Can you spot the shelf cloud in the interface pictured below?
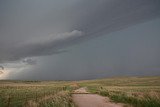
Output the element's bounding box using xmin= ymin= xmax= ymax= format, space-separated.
xmin=0 ymin=0 xmax=160 ymax=80
xmin=0 ymin=0 xmax=160 ymax=63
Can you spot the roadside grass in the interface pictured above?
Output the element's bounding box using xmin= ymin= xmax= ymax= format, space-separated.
xmin=79 ymin=76 xmax=160 ymax=107
xmin=98 ymin=88 xmax=160 ymax=107
xmin=38 ymin=91 xmax=75 ymax=107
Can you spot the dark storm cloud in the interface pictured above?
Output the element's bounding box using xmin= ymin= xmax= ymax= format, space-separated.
xmin=0 ymin=66 xmax=4 ymax=70
xmin=0 ymin=30 xmax=84 ymax=62
xmin=72 ymin=0 xmax=160 ymax=39
xmin=0 ymin=0 xmax=160 ymax=63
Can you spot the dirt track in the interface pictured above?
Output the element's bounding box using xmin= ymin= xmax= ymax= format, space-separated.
xmin=72 ymin=87 xmax=124 ymax=107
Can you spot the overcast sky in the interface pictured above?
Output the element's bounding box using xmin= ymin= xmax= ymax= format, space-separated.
xmin=0 ymin=0 xmax=160 ymax=80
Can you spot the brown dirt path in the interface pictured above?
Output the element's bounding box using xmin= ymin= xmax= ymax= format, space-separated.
xmin=72 ymin=87 xmax=125 ymax=107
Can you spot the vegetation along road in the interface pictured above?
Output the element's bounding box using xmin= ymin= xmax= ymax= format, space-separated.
xmin=72 ymin=87 xmax=125 ymax=107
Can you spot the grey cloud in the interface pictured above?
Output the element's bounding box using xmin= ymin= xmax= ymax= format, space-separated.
xmin=0 ymin=66 xmax=4 ymax=70
xmin=22 ymin=58 xmax=37 ymax=65
xmin=0 ymin=30 xmax=84 ymax=63
xmin=71 ymin=0 xmax=160 ymax=39
xmin=0 ymin=0 xmax=160 ymax=65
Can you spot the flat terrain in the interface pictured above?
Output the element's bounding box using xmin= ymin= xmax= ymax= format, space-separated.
xmin=0 ymin=76 xmax=160 ymax=107
xmin=0 ymin=81 xmax=76 ymax=107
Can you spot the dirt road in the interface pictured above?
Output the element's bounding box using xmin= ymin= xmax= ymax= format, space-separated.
xmin=72 ymin=87 xmax=124 ymax=107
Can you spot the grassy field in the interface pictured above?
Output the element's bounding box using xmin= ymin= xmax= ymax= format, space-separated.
xmin=0 ymin=81 xmax=78 ymax=107
xmin=79 ymin=76 xmax=160 ymax=107
xmin=0 ymin=76 xmax=160 ymax=107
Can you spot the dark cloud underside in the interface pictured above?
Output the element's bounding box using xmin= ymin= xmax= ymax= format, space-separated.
xmin=0 ymin=0 xmax=160 ymax=63
xmin=0 ymin=0 xmax=160 ymax=80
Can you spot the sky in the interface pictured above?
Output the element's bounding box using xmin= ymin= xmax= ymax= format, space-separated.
xmin=0 ymin=0 xmax=160 ymax=80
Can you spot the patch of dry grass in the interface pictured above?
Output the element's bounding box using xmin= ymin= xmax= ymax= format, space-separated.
xmin=79 ymin=76 xmax=160 ymax=107
xmin=0 ymin=81 xmax=77 ymax=107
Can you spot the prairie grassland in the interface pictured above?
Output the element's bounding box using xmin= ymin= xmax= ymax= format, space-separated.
xmin=0 ymin=80 xmax=77 ymax=107
xmin=79 ymin=76 xmax=160 ymax=107
xmin=0 ymin=76 xmax=160 ymax=107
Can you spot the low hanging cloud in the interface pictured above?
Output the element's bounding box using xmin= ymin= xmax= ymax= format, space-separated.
xmin=0 ymin=66 xmax=4 ymax=70
xmin=22 ymin=58 xmax=37 ymax=65
xmin=0 ymin=0 xmax=160 ymax=64
xmin=0 ymin=30 xmax=84 ymax=63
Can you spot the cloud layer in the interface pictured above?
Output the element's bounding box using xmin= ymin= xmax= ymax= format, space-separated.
xmin=0 ymin=0 xmax=160 ymax=63
xmin=0 ymin=30 xmax=84 ymax=63
xmin=0 ymin=0 xmax=160 ymax=80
